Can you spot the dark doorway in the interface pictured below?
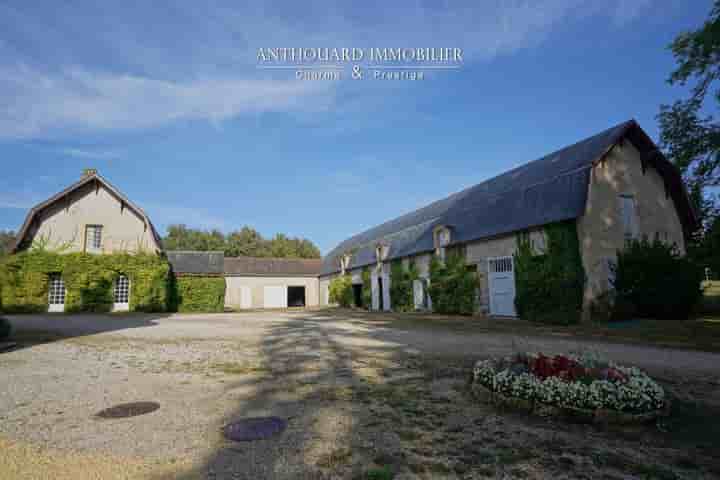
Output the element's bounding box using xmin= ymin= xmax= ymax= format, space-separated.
xmin=352 ymin=284 xmax=363 ymax=307
xmin=287 ymin=286 xmax=306 ymax=307
xmin=378 ymin=276 xmax=384 ymax=311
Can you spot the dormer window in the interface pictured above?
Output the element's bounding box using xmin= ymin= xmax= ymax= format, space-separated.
xmin=85 ymin=225 xmax=103 ymax=253
xmin=433 ymin=225 xmax=452 ymax=260
xmin=340 ymin=254 xmax=351 ymax=274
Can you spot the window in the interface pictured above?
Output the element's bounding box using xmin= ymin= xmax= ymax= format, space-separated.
xmin=438 ymin=229 xmax=450 ymax=247
xmin=114 ymin=275 xmax=130 ymax=305
xmin=85 ymin=225 xmax=103 ymax=252
xmin=48 ymin=274 xmax=65 ymax=306
xmin=619 ymin=195 xmax=637 ymax=243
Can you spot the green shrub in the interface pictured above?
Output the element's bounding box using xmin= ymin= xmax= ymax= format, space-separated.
xmin=514 ymin=221 xmax=585 ymax=325
xmin=429 ymin=253 xmax=478 ymax=315
xmin=0 ymin=317 xmax=11 ymax=339
xmin=329 ymin=275 xmax=354 ymax=307
xmin=362 ymin=267 xmax=372 ymax=309
xmin=613 ymin=237 xmax=702 ymax=319
xmin=169 ymin=276 xmax=226 ymax=313
xmin=390 ymin=260 xmax=417 ymax=312
xmin=0 ymin=250 xmax=170 ymax=313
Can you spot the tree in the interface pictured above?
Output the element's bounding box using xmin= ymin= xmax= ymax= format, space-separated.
xmin=0 ymin=230 xmax=15 ymax=256
xmin=161 ymin=224 xmax=320 ymax=259
xmin=658 ymin=1 xmax=720 ymax=191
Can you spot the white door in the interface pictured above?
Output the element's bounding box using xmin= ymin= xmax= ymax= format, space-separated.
xmin=48 ymin=274 xmax=65 ymax=313
xmin=240 ymin=286 xmax=252 ymax=309
xmin=413 ymin=279 xmax=426 ymax=310
xmin=488 ymin=256 xmax=516 ymax=317
xmin=371 ymin=270 xmax=379 ymax=310
xmin=263 ymin=286 xmax=287 ymax=309
xmin=112 ymin=275 xmax=130 ymax=312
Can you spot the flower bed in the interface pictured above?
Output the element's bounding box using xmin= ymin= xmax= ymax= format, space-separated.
xmin=472 ymin=352 xmax=668 ymax=424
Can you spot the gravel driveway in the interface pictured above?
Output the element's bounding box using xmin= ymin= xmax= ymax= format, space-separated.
xmin=2 ymin=310 xmax=720 ymax=479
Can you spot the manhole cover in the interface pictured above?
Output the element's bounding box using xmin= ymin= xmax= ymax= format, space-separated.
xmin=96 ymin=401 xmax=160 ymax=419
xmin=223 ymin=416 xmax=287 ymax=441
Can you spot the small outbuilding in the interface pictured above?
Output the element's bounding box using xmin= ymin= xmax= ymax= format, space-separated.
xmin=223 ymin=257 xmax=321 ymax=309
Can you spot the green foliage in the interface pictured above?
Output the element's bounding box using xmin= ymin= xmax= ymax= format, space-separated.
xmin=169 ymin=276 xmax=225 ymax=313
xmin=613 ymin=237 xmax=702 ymax=319
xmin=362 ymin=267 xmax=372 ymax=309
xmin=428 ymin=253 xmax=478 ymax=315
xmin=163 ymin=224 xmax=320 ymax=259
xmin=514 ymin=222 xmax=585 ymax=325
xmin=0 ymin=250 xmax=170 ymax=313
xmin=0 ymin=230 xmax=15 ymax=257
xmin=658 ymin=1 xmax=720 ymax=200
xmin=390 ymin=259 xmax=418 ymax=312
xmin=329 ymin=275 xmax=354 ymax=307
xmin=0 ymin=317 xmax=11 ymax=339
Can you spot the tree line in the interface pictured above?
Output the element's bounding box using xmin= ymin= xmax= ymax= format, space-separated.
xmin=162 ymin=224 xmax=321 ymax=258
xmin=658 ymin=1 xmax=720 ymax=277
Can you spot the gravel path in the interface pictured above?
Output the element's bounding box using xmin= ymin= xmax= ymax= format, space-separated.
xmin=2 ymin=311 xmax=720 ymax=479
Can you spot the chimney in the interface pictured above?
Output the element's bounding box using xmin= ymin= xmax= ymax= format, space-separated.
xmin=82 ymin=168 xmax=98 ymax=178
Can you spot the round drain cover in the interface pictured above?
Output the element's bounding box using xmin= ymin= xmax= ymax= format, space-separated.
xmin=223 ymin=416 xmax=287 ymax=441
xmin=96 ymin=401 xmax=160 ymax=419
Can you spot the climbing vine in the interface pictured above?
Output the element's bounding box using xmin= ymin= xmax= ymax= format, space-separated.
xmin=390 ymin=259 xmax=418 ymax=312
xmin=0 ymin=250 xmax=170 ymax=313
xmin=513 ymin=221 xmax=585 ymax=325
xmin=428 ymin=253 xmax=478 ymax=315
xmin=328 ymin=275 xmax=353 ymax=307
xmin=362 ymin=267 xmax=372 ymax=308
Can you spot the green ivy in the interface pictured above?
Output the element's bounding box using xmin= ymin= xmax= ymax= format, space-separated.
xmin=362 ymin=267 xmax=372 ymax=309
xmin=429 ymin=253 xmax=478 ymax=315
xmin=390 ymin=259 xmax=418 ymax=312
xmin=513 ymin=221 xmax=585 ymax=325
xmin=169 ymin=276 xmax=225 ymax=313
xmin=329 ymin=275 xmax=353 ymax=307
xmin=0 ymin=250 xmax=169 ymax=313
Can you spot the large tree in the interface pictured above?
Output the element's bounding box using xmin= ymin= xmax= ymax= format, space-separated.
xmin=162 ymin=224 xmax=321 ymax=259
xmin=658 ymin=1 xmax=720 ymax=200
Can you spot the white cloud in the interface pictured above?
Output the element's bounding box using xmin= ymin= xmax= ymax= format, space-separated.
xmin=0 ymin=66 xmax=334 ymax=139
xmin=0 ymin=0 xmax=660 ymax=139
xmin=58 ymin=147 xmax=121 ymax=160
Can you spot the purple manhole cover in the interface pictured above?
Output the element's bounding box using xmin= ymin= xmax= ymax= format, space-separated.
xmin=223 ymin=416 xmax=287 ymax=441
xmin=96 ymin=401 xmax=160 ymax=419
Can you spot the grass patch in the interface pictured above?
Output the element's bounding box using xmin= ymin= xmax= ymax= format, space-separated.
xmin=364 ymin=466 xmax=393 ymax=480
xmin=211 ymin=362 xmax=265 ymax=375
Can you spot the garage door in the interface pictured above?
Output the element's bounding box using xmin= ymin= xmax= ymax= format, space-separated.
xmin=488 ymin=256 xmax=516 ymax=317
xmin=263 ymin=286 xmax=287 ymax=309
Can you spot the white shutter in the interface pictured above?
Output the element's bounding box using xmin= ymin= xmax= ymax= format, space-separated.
xmin=620 ymin=196 xmax=637 ymax=241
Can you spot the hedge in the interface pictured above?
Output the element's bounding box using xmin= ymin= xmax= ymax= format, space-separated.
xmin=0 ymin=250 xmax=169 ymax=313
xmin=169 ymin=276 xmax=226 ymax=313
xmin=514 ymin=222 xmax=585 ymax=325
xmin=613 ymin=237 xmax=702 ymax=319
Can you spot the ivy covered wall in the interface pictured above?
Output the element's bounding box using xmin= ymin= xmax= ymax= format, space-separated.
xmin=0 ymin=250 xmax=169 ymax=313
xmin=514 ymin=221 xmax=585 ymax=325
xmin=0 ymin=250 xmax=227 ymax=314
xmin=390 ymin=259 xmax=418 ymax=312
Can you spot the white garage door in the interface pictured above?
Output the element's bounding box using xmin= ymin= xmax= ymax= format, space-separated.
xmin=263 ymin=286 xmax=287 ymax=309
xmin=488 ymin=256 xmax=516 ymax=317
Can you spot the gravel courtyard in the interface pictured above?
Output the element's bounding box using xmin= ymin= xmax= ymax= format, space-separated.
xmin=2 ymin=310 xmax=720 ymax=479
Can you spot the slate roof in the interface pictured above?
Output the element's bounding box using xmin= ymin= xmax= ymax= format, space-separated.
xmin=167 ymin=251 xmax=225 ymax=275
xmin=321 ymin=120 xmax=697 ymax=276
xmin=224 ymin=256 xmax=322 ymax=276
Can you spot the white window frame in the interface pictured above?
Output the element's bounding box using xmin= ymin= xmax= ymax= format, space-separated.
xmin=48 ymin=274 xmax=65 ymax=313
xmin=85 ymin=224 xmax=103 ymax=253
xmin=113 ymin=274 xmax=130 ymax=311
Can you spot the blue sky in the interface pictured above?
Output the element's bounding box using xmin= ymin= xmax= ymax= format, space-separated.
xmin=0 ymin=1 xmax=712 ymax=254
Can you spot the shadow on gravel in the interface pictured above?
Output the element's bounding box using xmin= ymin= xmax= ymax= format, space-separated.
xmin=1 ymin=313 xmax=169 ymax=353
xmin=165 ymin=312 xmax=414 ymax=480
